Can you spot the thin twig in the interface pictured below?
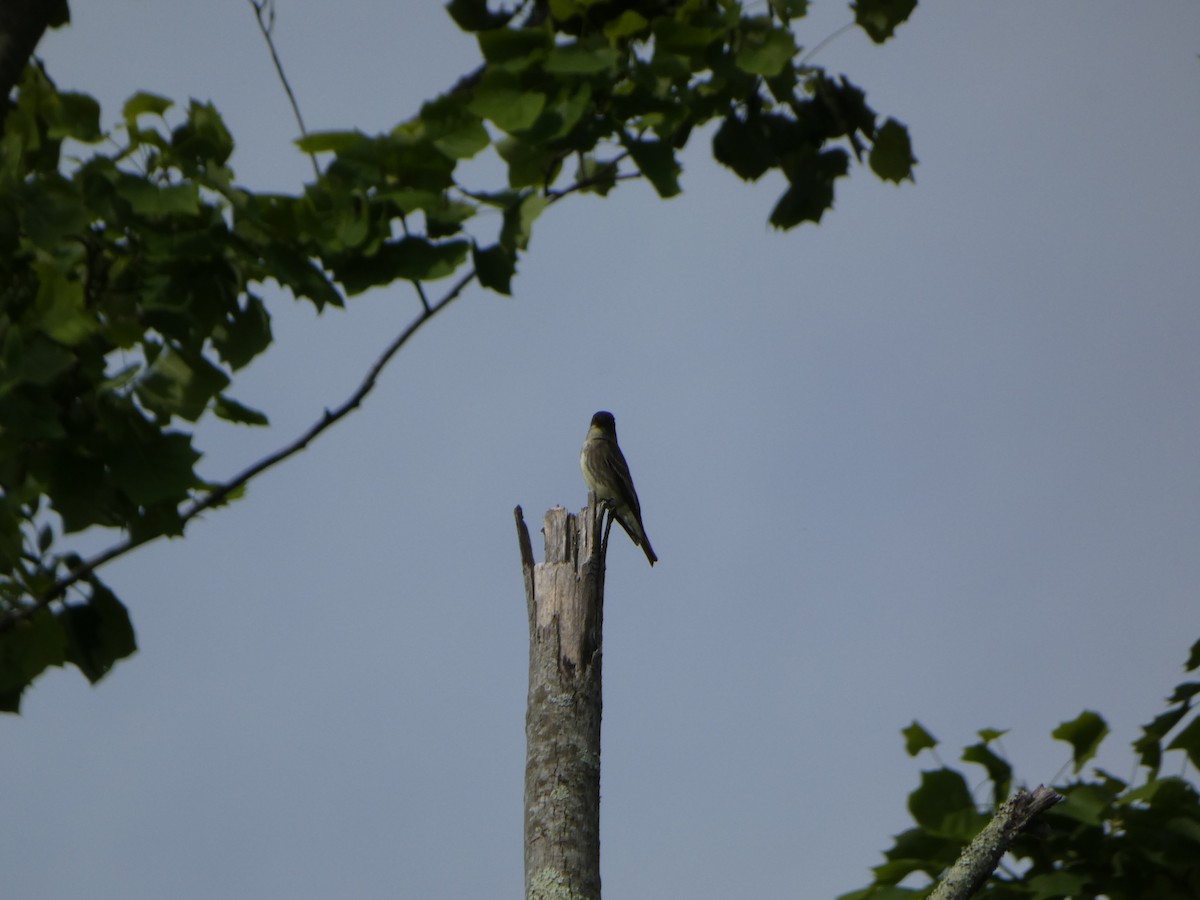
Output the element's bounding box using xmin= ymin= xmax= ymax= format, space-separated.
xmin=413 ymin=279 xmax=432 ymax=313
xmin=248 ymin=0 xmax=320 ymax=180
xmin=2 ymin=156 xmax=634 ymax=634
xmin=799 ymin=21 xmax=857 ymax=67
xmin=544 ymin=156 xmax=638 ymax=202
xmin=0 ymin=269 xmax=477 ymax=633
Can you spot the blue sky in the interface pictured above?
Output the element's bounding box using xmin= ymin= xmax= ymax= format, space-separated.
xmin=8 ymin=2 xmax=1200 ymax=898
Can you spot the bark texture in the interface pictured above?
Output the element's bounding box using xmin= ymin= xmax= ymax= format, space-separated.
xmin=930 ymin=785 xmax=1063 ymax=900
xmin=515 ymin=501 xmax=605 ymax=900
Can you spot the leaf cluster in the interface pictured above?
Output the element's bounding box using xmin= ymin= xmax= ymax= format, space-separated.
xmin=0 ymin=1 xmax=916 ymax=710
xmin=841 ymin=638 xmax=1200 ymax=899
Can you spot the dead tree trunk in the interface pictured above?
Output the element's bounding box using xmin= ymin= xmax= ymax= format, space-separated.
xmin=514 ymin=500 xmax=606 ymax=900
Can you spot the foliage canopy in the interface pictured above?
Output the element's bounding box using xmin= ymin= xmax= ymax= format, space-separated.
xmin=842 ymin=639 xmax=1200 ymax=899
xmin=0 ymin=1 xmax=915 ymax=710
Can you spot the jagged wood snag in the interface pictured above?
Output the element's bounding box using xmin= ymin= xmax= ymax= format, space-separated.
xmin=514 ymin=500 xmax=606 ymax=900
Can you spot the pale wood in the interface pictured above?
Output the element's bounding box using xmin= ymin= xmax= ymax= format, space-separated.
xmin=514 ymin=499 xmax=606 ymax=900
xmin=929 ymin=786 xmax=1063 ymax=900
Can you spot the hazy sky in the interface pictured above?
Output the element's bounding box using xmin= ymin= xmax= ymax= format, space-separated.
xmin=9 ymin=2 xmax=1200 ymax=898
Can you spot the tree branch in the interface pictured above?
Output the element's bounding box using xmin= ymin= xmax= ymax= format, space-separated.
xmin=247 ymin=0 xmax=320 ymax=179
xmin=929 ymin=786 xmax=1063 ymax=900
xmin=0 ymin=269 xmax=476 ymax=633
xmin=0 ymin=148 xmax=647 ymax=635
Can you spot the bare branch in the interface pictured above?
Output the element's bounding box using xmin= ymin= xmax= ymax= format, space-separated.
xmin=0 ymin=269 xmax=477 ymax=634
xmin=247 ymin=0 xmax=320 ymax=179
xmin=929 ymin=786 xmax=1063 ymax=900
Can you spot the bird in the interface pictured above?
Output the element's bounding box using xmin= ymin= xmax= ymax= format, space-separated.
xmin=579 ymin=410 xmax=657 ymax=566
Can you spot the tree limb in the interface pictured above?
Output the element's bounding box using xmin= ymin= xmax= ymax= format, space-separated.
xmin=929 ymin=786 xmax=1063 ymax=900
xmin=0 ymin=269 xmax=475 ymax=633
xmin=246 ymin=0 xmax=320 ymax=179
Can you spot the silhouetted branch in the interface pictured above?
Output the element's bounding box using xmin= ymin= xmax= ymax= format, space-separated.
xmin=0 ymin=270 xmax=476 ymax=633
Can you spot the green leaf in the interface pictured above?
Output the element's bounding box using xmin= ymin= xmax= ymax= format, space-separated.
xmin=1049 ymin=783 xmax=1112 ymax=826
xmin=852 ymin=0 xmax=916 ymax=43
xmin=526 ymin=82 xmax=594 ymax=143
xmin=1027 ymin=871 xmax=1091 ymax=900
xmin=902 ymin=721 xmax=937 ymax=756
xmin=1166 ymin=715 xmax=1200 ymax=770
xmin=815 ymin=75 xmax=876 ymax=143
xmin=768 ymin=0 xmax=809 ymax=19
xmin=468 ymin=73 xmax=546 ymax=133
xmin=1168 ymin=681 xmax=1200 ymax=704
xmin=19 ymin=176 xmax=91 ymax=245
xmin=574 ymin=155 xmax=618 ymax=195
xmin=171 ymin=100 xmax=234 ymax=166
xmin=1119 ymin=776 xmax=1181 ymax=807
xmin=870 ymin=118 xmax=916 ymax=182
xmin=445 ymin=0 xmax=514 ymax=31
xmin=0 ymin=386 xmax=67 ymax=440
xmin=604 ymin=10 xmax=649 ymax=40
xmin=433 ymin=117 xmax=490 ymax=160
xmin=19 ymin=335 xmax=76 ymax=386
xmin=875 ymin=829 xmax=966 ymax=882
xmin=43 ymin=450 xmax=111 ymax=533
xmin=32 ymin=260 xmax=95 ymax=346
xmin=495 ymin=136 xmax=562 ymax=188
xmin=961 ymin=741 xmax=1012 ymax=803
xmin=115 ymin=174 xmax=201 ymax=216
xmin=1187 ymin=637 xmax=1200 ymax=671
xmin=545 ymin=41 xmax=621 ymax=74
xmin=212 ymin=394 xmax=269 ymax=426
xmin=296 ymin=129 xmax=365 ymax=154
xmin=548 ymin=0 xmax=580 ymax=19
xmin=477 ymin=25 xmax=551 ymax=71
xmin=734 ymin=20 xmax=797 ymax=77
xmin=769 ymin=148 xmax=848 ymax=229
xmin=1052 ymin=710 xmax=1109 ymax=773
xmin=51 ymin=92 xmax=102 ymax=142
xmin=652 ymin=19 xmax=726 ymax=55
xmin=713 ymin=114 xmax=776 ymax=181
xmin=212 ymin=294 xmax=272 ymax=370
xmin=499 ymin=191 xmax=548 ymax=252
xmin=134 ymin=346 xmax=231 ymax=422
xmin=420 ymin=95 xmax=491 ymax=160
xmin=123 ymin=91 xmax=174 ymax=123
xmin=838 ymin=887 xmax=925 ymax=900
xmin=256 ymin=245 xmax=343 ymax=311
xmin=425 ymin=198 xmax=478 ymax=238
xmin=907 ymin=768 xmax=976 ymax=836
xmin=47 ymin=0 xmax=69 ymax=27
xmin=331 ymin=238 xmax=470 ymax=294
xmin=1135 ymin=705 xmax=1192 ymax=773
xmin=473 ymin=242 xmax=514 ymax=295
xmin=62 ymin=584 xmax=137 ymax=685
xmin=108 ymin=431 xmax=201 ymax=506
xmin=0 ymin=608 xmax=68 ymax=713
xmin=130 ymin=501 xmax=186 ymax=542
xmin=376 ymin=188 xmax=445 ymax=215
xmin=623 ymin=137 xmax=681 ymax=198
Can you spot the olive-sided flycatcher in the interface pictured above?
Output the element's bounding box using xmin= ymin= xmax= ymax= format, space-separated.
xmin=580 ymin=411 xmax=657 ymax=566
